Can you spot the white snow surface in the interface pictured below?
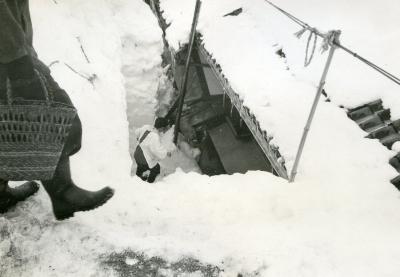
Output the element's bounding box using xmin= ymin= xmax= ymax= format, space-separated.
xmin=2 ymin=0 xmax=400 ymax=277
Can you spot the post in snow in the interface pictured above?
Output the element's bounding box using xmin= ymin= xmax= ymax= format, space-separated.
xmin=289 ymin=30 xmax=341 ymax=183
xmin=173 ymin=0 xmax=202 ymax=144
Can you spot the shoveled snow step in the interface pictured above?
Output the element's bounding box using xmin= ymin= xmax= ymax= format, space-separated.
xmin=367 ymin=125 xmax=397 ymax=140
xmin=368 ymin=99 xmax=385 ymax=112
xmin=348 ymin=106 xmax=374 ymax=121
xmin=380 ymin=134 xmax=400 ymax=148
xmin=390 ymin=175 xmax=400 ymax=190
xmin=389 ymin=154 xmax=400 ymax=172
xmin=354 ymin=108 xmax=389 ymax=127
xmin=348 ymin=99 xmax=384 ymax=121
xmin=347 ymin=99 xmax=400 ymax=190
xmin=391 ymin=119 xmax=400 ymax=131
xmin=359 ymin=107 xmax=390 ymax=122
xmin=357 ymin=114 xmax=384 ymax=130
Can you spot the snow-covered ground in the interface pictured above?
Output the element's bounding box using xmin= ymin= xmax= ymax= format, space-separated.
xmin=2 ymin=0 xmax=400 ymax=276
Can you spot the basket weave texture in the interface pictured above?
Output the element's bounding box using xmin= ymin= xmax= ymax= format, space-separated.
xmin=0 ymin=72 xmax=77 ymax=181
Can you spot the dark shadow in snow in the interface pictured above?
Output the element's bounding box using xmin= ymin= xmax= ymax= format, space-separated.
xmin=101 ymin=250 xmax=222 ymax=277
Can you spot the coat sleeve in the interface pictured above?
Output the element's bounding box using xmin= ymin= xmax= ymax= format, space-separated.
xmin=148 ymin=133 xmax=167 ymax=160
xmin=0 ymin=1 xmax=28 ymax=63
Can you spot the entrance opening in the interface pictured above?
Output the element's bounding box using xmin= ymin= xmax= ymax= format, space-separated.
xmin=143 ymin=0 xmax=287 ymax=178
xmin=165 ymin=44 xmax=277 ymax=176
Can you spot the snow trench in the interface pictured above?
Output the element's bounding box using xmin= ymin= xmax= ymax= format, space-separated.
xmin=122 ymin=30 xmax=200 ymax=177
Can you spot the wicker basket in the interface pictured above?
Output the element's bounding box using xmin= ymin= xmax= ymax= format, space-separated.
xmin=0 ymin=71 xmax=77 ymax=181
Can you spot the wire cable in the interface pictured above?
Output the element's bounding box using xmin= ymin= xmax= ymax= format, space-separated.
xmin=334 ymin=43 xmax=400 ymax=85
xmin=264 ymin=0 xmax=400 ymax=86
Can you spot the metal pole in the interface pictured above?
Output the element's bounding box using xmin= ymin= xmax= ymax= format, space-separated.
xmin=289 ymin=31 xmax=341 ymax=182
xmin=173 ymin=0 xmax=202 ymax=144
xmin=149 ymin=0 xmax=156 ymax=14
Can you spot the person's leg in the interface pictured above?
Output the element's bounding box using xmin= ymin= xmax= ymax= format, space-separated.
xmin=0 ymin=179 xmax=39 ymax=214
xmin=136 ymin=163 xmax=150 ymax=181
xmin=147 ymin=163 xmax=161 ymax=183
xmin=0 ymin=61 xmax=41 ymax=215
xmin=37 ymin=60 xmax=113 ymax=220
xmin=0 ymin=179 xmax=6 ymax=192
xmin=0 ymin=179 xmax=13 ymax=213
xmin=41 ymin=156 xmax=114 ymax=220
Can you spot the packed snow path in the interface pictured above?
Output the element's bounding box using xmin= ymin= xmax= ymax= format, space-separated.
xmin=347 ymin=99 xmax=400 ymax=188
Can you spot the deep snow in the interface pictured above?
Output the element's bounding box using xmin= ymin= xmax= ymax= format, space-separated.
xmin=1 ymin=0 xmax=400 ymax=277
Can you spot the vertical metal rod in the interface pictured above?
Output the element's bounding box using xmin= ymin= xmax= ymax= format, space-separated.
xmin=289 ymin=32 xmax=340 ymax=182
xmin=173 ymin=0 xmax=202 ymax=144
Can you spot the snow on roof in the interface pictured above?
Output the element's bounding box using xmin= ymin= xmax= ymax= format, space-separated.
xmin=160 ymin=0 xmax=400 ymax=182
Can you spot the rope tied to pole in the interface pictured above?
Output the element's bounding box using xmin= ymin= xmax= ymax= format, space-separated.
xmin=263 ymin=0 xmax=400 ymax=181
xmin=264 ymin=0 xmax=400 ymax=87
xmin=289 ymin=30 xmax=341 ymax=183
xmin=321 ymin=30 xmax=341 ymax=52
xmin=295 ymin=27 xmax=341 ymax=67
xmin=295 ymin=27 xmax=318 ymax=67
xmin=304 ymin=30 xmax=317 ymax=67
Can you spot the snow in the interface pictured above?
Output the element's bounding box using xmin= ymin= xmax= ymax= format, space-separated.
xmin=392 ymin=142 xmax=400 ymax=153
xmin=160 ymin=0 xmax=400 ymax=173
xmin=2 ymin=0 xmax=400 ymax=276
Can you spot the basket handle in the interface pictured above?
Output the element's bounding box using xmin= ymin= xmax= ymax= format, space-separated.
xmin=36 ymin=70 xmax=51 ymax=106
xmin=6 ymin=69 xmax=51 ymax=106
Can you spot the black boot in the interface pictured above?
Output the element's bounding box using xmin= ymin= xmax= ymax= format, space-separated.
xmin=0 ymin=180 xmax=40 ymax=214
xmin=41 ymin=157 xmax=114 ymax=220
